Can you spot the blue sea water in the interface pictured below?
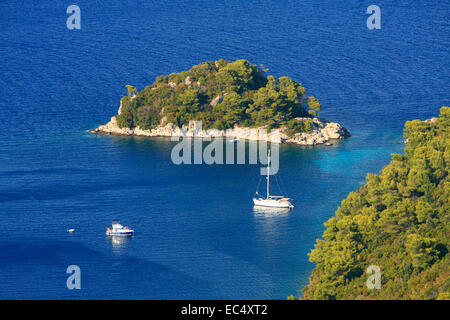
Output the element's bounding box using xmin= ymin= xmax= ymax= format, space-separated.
xmin=0 ymin=0 xmax=448 ymax=299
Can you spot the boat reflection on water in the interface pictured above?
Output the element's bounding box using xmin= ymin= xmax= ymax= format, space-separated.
xmin=253 ymin=206 xmax=291 ymax=238
xmin=108 ymin=235 xmax=132 ymax=251
xmin=253 ymin=205 xmax=291 ymax=218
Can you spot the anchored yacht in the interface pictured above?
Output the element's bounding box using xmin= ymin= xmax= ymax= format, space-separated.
xmin=252 ymin=151 xmax=294 ymax=209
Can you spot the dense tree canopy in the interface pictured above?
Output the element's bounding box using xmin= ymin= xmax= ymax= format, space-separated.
xmin=299 ymin=107 xmax=449 ymax=300
xmin=115 ymin=59 xmax=321 ymax=134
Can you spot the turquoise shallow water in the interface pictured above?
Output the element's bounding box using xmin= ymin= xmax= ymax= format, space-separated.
xmin=0 ymin=0 xmax=448 ymax=299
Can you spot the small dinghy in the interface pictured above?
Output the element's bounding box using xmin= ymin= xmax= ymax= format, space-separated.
xmin=106 ymin=220 xmax=134 ymax=237
xmin=67 ymin=228 xmax=75 ymax=233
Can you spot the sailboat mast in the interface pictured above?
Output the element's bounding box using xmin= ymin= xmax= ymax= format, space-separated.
xmin=267 ymin=150 xmax=270 ymax=199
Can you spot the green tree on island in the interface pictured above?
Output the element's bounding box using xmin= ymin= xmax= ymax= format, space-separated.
xmin=307 ymin=96 xmax=322 ymax=117
xmin=125 ymin=85 xmax=137 ymax=97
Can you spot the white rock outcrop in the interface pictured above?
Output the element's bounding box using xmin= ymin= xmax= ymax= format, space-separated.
xmin=90 ymin=100 xmax=350 ymax=145
xmin=91 ymin=114 xmax=350 ymax=146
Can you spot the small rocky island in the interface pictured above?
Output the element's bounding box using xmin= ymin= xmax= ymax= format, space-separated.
xmin=90 ymin=59 xmax=350 ymax=145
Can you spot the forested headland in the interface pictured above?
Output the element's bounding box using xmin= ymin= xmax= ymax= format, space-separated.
xmin=298 ymin=107 xmax=449 ymax=300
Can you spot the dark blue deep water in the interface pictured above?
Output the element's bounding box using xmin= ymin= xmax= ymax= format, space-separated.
xmin=0 ymin=1 xmax=448 ymax=299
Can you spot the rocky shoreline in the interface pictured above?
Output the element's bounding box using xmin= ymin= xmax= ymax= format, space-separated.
xmin=90 ymin=104 xmax=350 ymax=146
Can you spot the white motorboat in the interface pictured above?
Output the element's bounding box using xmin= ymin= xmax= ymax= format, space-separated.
xmin=106 ymin=220 xmax=134 ymax=236
xmin=253 ymin=150 xmax=294 ymax=209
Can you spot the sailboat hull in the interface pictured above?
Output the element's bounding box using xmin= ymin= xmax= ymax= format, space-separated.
xmin=253 ymin=198 xmax=294 ymax=209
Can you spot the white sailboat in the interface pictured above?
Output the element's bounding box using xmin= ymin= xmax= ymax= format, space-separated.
xmin=252 ymin=150 xmax=294 ymax=209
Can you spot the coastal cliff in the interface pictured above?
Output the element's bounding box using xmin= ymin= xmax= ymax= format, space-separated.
xmin=90 ymin=59 xmax=350 ymax=145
